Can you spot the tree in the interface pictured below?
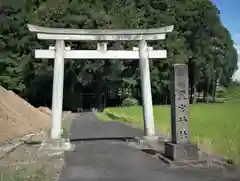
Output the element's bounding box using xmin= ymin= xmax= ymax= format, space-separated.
xmin=0 ymin=0 xmax=238 ymax=109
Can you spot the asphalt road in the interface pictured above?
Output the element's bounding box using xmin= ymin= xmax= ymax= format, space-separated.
xmin=59 ymin=113 xmax=235 ymax=181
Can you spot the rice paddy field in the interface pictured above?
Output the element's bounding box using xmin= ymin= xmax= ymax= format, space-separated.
xmin=97 ymin=100 xmax=240 ymax=164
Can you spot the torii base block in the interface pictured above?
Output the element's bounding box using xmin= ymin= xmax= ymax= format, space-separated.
xmin=38 ymin=138 xmax=75 ymax=155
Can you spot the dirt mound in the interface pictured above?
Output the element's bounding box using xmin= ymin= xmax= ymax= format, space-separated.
xmin=38 ymin=107 xmax=52 ymax=116
xmin=0 ymin=86 xmax=51 ymax=144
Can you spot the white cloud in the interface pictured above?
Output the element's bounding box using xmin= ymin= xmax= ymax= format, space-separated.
xmin=233 ymin=34 xmax=240 ymax=45
xmin=232 ymin=45 xmax=240 ymax=81
xmin=232 ymin=31 xmax=240 ymax=81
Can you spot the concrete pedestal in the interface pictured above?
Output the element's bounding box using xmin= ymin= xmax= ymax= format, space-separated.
xmin=143 ymin=136 xmax=159 ymax=142
xmin=164 ymin=141 xmax=199 ymax=161
xmin=38 ymin=138 xmax=75 ymax=156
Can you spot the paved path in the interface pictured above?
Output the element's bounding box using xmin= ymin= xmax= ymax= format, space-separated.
xmin=59 ymin=113 xmax=234 ymax=181
xmin=68 ymin=113 xmax=143 ymax=140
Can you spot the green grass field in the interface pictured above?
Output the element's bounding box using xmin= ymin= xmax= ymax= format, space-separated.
xmin=97 ymin=100 xmax=240 ymax=164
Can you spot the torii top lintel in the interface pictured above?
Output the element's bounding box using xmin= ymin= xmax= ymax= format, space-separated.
xmin=27 ymin=24 xmax=174 ymax=41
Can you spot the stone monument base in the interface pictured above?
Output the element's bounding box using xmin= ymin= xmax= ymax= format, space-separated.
xmin=164 ymin=141 xmax=199 ymax=161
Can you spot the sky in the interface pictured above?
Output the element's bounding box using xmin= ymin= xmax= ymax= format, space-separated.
xmin=211 ymin=0 xmax=240 ymax=80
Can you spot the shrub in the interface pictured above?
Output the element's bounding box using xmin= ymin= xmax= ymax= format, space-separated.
xmin=216 ymin=85 xmax=227 ymax=98
xmin=121 ymin=97 xmax=139 ymax=107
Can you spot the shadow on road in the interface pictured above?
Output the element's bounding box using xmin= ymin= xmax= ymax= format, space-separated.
xmin=70 ymin=137 xmax=136 ymax=142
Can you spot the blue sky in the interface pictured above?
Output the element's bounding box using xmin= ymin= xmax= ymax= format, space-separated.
xmin=211 ymin=0 xmax=240 ymax=80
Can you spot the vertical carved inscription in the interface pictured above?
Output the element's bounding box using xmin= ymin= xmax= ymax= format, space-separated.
xmin=170 ymin=64 xmax=190 ymax=144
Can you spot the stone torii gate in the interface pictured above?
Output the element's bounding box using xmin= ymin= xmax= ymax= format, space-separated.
xmin=28 ymin=24 xmax=174 ymax=140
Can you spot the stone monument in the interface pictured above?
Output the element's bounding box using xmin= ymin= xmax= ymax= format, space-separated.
xmin=164 ymin=64 xmax=199 ymax=161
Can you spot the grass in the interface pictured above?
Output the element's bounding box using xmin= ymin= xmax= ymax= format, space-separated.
xmin=0 ymin=164 xmax=54 ymax=181
xmin=0 ymin=167 xmax=26 ymax=181
xmin=0 ymin=114 xmax=72 ymax=181
xmin=62 ymin=118 xmax=72 ymax=138
xmin=97 ymin=100 xmax=240 ymax=164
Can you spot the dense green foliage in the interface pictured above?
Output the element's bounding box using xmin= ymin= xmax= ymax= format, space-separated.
xmin=121 ymin=97 xmax=139 ymax=107
xmin=218 ymin=81 xmax=240 ymax=100
xmin=0 ymin=0 xmax=238 ymax=109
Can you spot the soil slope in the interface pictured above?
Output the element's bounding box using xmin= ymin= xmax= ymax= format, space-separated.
xmin=0 ymin=86 xmax=51 ymax=144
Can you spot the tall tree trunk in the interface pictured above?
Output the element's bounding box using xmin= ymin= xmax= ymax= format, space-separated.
xmin=189 ymin=62 xmax=198 ymax=104
xmin=203 ymin=77 xmax=211 ymax=103
xmin=190 ymin=82 xmax=194 ymax=104
xmin=192 ymin=86 xmax=197 ymax=104
xmin=212 ymin=69 xmax=221 ymax=103
xmin=103 ymin=90 xmax=107 ymax=111
xmin=203 ymin=79 xmax=208 ymax=103
xmin=190 ymin=81 xmax=198 ymax=104
xmin=212 ymin=79 xmax=217 ymax=102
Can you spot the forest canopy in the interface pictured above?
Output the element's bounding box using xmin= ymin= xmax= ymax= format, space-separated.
xmin=0 ymin=0 xmax=238 ymax=109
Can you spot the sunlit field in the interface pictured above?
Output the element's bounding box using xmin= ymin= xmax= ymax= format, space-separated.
xmin=97 ymin=101 xmax=240 ymax=163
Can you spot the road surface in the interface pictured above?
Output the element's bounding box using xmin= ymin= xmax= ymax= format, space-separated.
xmin=59 ymin=113 xmax=234 ymax=181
